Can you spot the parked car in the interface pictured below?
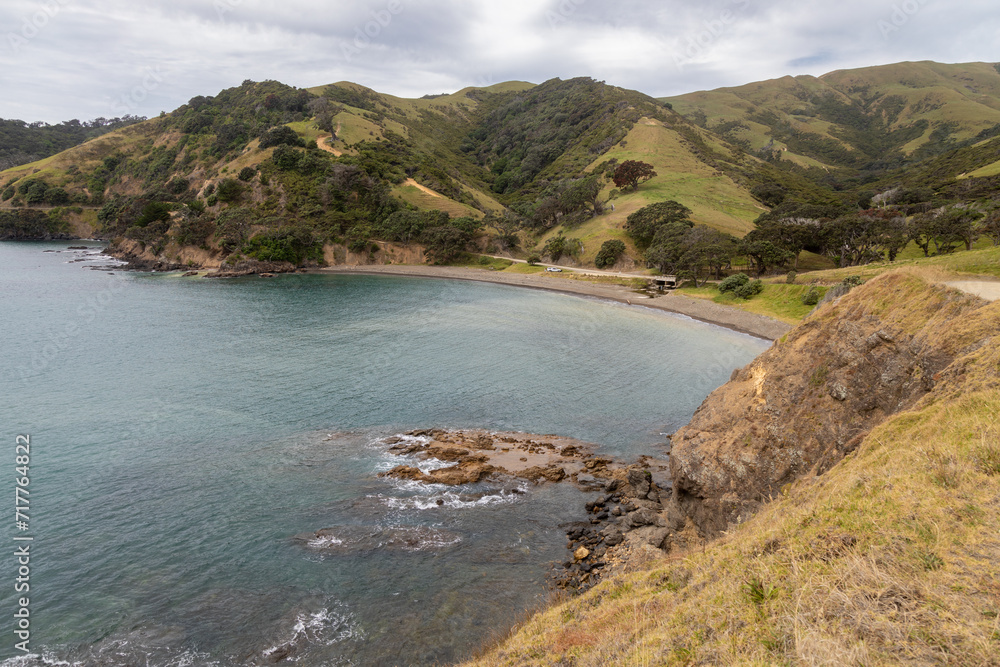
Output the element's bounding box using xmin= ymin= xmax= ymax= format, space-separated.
xmin=545 ymin=267 xmax=562 ymax=272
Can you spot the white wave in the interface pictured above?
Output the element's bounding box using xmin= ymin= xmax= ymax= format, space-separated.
xmin=261 ymin=605 xmax=361 ymax=663
xmin=377 ymin=487 xmax=525 ymax=511
xmin=307 ymin=534 xmax=344 ymax=548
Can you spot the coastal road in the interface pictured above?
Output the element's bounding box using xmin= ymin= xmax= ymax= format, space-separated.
xmin=946 ymin=280 xmax=1000 ymax=301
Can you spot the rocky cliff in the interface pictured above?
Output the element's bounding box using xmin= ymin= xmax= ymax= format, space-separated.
xmin=669 ymin=270 xmax=997 ymax=536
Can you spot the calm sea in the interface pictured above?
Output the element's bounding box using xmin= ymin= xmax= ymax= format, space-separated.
xmin=0 ymin=241 xmax=768 ymax=666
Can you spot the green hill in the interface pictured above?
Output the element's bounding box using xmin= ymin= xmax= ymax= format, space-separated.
xmin=664 ymin=61 xmax=1000 ymax=174
xmin=5 ymin=62 xmax=1000 ymax=274
xmin=0 ymin=76 xmax=772 ymax=270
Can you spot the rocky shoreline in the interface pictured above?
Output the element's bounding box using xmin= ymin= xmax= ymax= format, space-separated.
xmin=374 ymin=429 xmax=691 ymax=594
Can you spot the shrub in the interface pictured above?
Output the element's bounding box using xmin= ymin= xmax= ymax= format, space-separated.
xmin=167 ymin=177 xmax=188 ymax=194
xmin=802 ymin=287 xmax=821 ymax=306
xmin=719 ymin=273 xmax=750 ymax=294
xmin=786 ymin=270 xmax=797 ymax=284
xmin=216 ymin=178 xmax=243 ymax=203
xmin=174 ymin=217 xmax=215 ymax=247
xmin=1 ymin=186 xmax=14 ymax=201
xmin=259 ymin=125 xmax=305 ymax=149
xmin=594 ymin=239 xmax=626 ymax=268
xmin=243 ymin=228 xmax=321 ymax=264
xmin=841 ymin=275 xmax=864 ymax=288
xmin=526 ymin=253 xmax=541 ymax=266
xmin=135 ymin=201 xmax=171 ymax=228
xmin=237 ymin=166 xmax=256 ymax=182
xmin=734 ymin=279 xmax=764 ymax=299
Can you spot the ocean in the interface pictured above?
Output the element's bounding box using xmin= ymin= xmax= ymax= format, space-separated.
xmin=0 ymin=241 xmax=768 ymax=666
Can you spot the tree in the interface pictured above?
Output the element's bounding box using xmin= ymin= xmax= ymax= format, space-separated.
xmin=743 ymin=217 xmax=819 ymax=270
xmin=559 ymin=174 xmax=606 ymax=216
xmin=644 ymin=221 xmax=693 ymax=275
xmin=594 ymin=239 xmax=626 ymax=268
xmin=485 ymin=212 xmax=522 ymax=251
xmin=740 ymin=237 xmax=794 ymax=276
xmin=259 ymin=125 xmax=305 ymax=149
xmin=543 ymin=234 xmax=581 ymax=262
xmin=625 ymin=200 xmax=692 ymax=249
xmin=612 ymin=160 xmax=657 ymax=191
xmin=423 ymin=225 xmax=473 ymax=264
xmin=937 ymin=205 xmax=982 ymax=251
xmin=980 ymin=209 xmax=1000 ymax=246
xmin=216 ymin=178 xmax=243 ymax=203
xmin=910 ymin=206 xmax=981 ymax=256
xmin=678 ymin=226 xmax=739 ymax=282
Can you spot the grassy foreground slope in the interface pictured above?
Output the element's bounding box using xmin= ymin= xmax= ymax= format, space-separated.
xmin=466 ymin=273 xmax=1000 ymax=666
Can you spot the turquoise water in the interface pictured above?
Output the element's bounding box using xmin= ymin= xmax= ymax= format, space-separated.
xmin=0 ymin=242 xmax=769 ymax=666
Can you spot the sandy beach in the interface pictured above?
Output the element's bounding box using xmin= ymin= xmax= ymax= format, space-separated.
xmin=312 ymin=264 xmax=792 ymax=340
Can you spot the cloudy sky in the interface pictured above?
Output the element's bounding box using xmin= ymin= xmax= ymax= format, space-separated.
xmin=2 ymin=0 xmax=997 ymax=124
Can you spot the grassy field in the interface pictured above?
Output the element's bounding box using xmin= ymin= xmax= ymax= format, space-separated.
xmin=591 ymin=118 xmax=764 ymax=238
xmin=678 ymin=283 xmax=829 ymax=324
xmin=797 ymin=245 xmax=1000 ymax=284
xmin=466 ymin=274 xmax=1000 ymax=666
xmin=393 ymin=182 xmax=484 ymax=219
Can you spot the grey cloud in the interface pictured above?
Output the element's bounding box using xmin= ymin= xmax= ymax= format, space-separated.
xmin=1 ymin=0 xmax=999 ymax=123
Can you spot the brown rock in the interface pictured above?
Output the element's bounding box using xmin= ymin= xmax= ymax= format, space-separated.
xmin=670 ymin=273 xmax=989 ymax=537
xmin=574 ymin=547 xmax=590 ymax=561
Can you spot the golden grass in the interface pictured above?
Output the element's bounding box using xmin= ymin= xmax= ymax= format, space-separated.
xmin=467 ymin=392 xmax=1000 ymax=666
xmin=466 ymin=275 xmax=1000 ymax=667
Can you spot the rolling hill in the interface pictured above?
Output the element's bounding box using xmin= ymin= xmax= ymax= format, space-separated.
xmin=3 ymin=61 xmax=1000 ymax=273
xmin=664 ymin=61 xmax=1000 ymax=174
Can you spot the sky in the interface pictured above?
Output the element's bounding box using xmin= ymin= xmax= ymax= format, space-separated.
xmin=2 ymin=0 xmax=998 ymax=124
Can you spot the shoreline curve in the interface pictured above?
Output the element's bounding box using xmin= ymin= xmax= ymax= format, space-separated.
xmin=310 ymin=264 xmax=791 ymax=341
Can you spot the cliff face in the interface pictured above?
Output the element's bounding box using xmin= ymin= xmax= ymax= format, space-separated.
xmin=669 ymin=271 xmax=996 ymax=535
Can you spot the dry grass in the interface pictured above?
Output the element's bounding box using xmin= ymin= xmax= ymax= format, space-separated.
xmin=464 ymin=275 xmax=1000 ymax=667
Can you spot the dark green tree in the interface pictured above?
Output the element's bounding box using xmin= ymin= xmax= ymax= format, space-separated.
xmin=625 ymin=200 xmax=693 ymax=249
xmin=594 ymin=239 xmax=626 ymax=268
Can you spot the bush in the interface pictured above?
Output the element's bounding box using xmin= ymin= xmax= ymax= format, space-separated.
xmin=786 ymin=270 xmax=797 ymax=284
xmin=719 ymin=273 xmax=750 ymax=294
xmin=734 ymin=279 xmax=764 ymax=299
xmin=136 ymin=201 xmax=171 ymax=227
xmin=594 ymin=239 xmax=626 ymax=268
xmin=841 ymin=275 xmax=864 ymax=288
xmin=259 ymin=125 xmax=305 ymax=149
xmin=216 ymin=178 xmax=243 ymax=203
xmin=237 ymin=166 xmax=256 ymax=182
xmin=526 ymin=253 xmax=541 ymax=266
xmin=802 ymin=287 xmax=821 ymax=306
xmin=243 ymin=227 xmax=321 ymax=264
xmin=167 ymin=177 xmax=188 ymax=194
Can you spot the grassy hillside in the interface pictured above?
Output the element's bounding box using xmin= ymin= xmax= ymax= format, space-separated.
xmin=664 ymin=61 xmax=1000 ymax=174
xmin=467 ymin=273 xmax=1000 ymax=666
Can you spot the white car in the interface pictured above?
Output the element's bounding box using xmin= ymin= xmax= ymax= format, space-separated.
xmin=545 ymin=267 xmax=562 ymax=272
